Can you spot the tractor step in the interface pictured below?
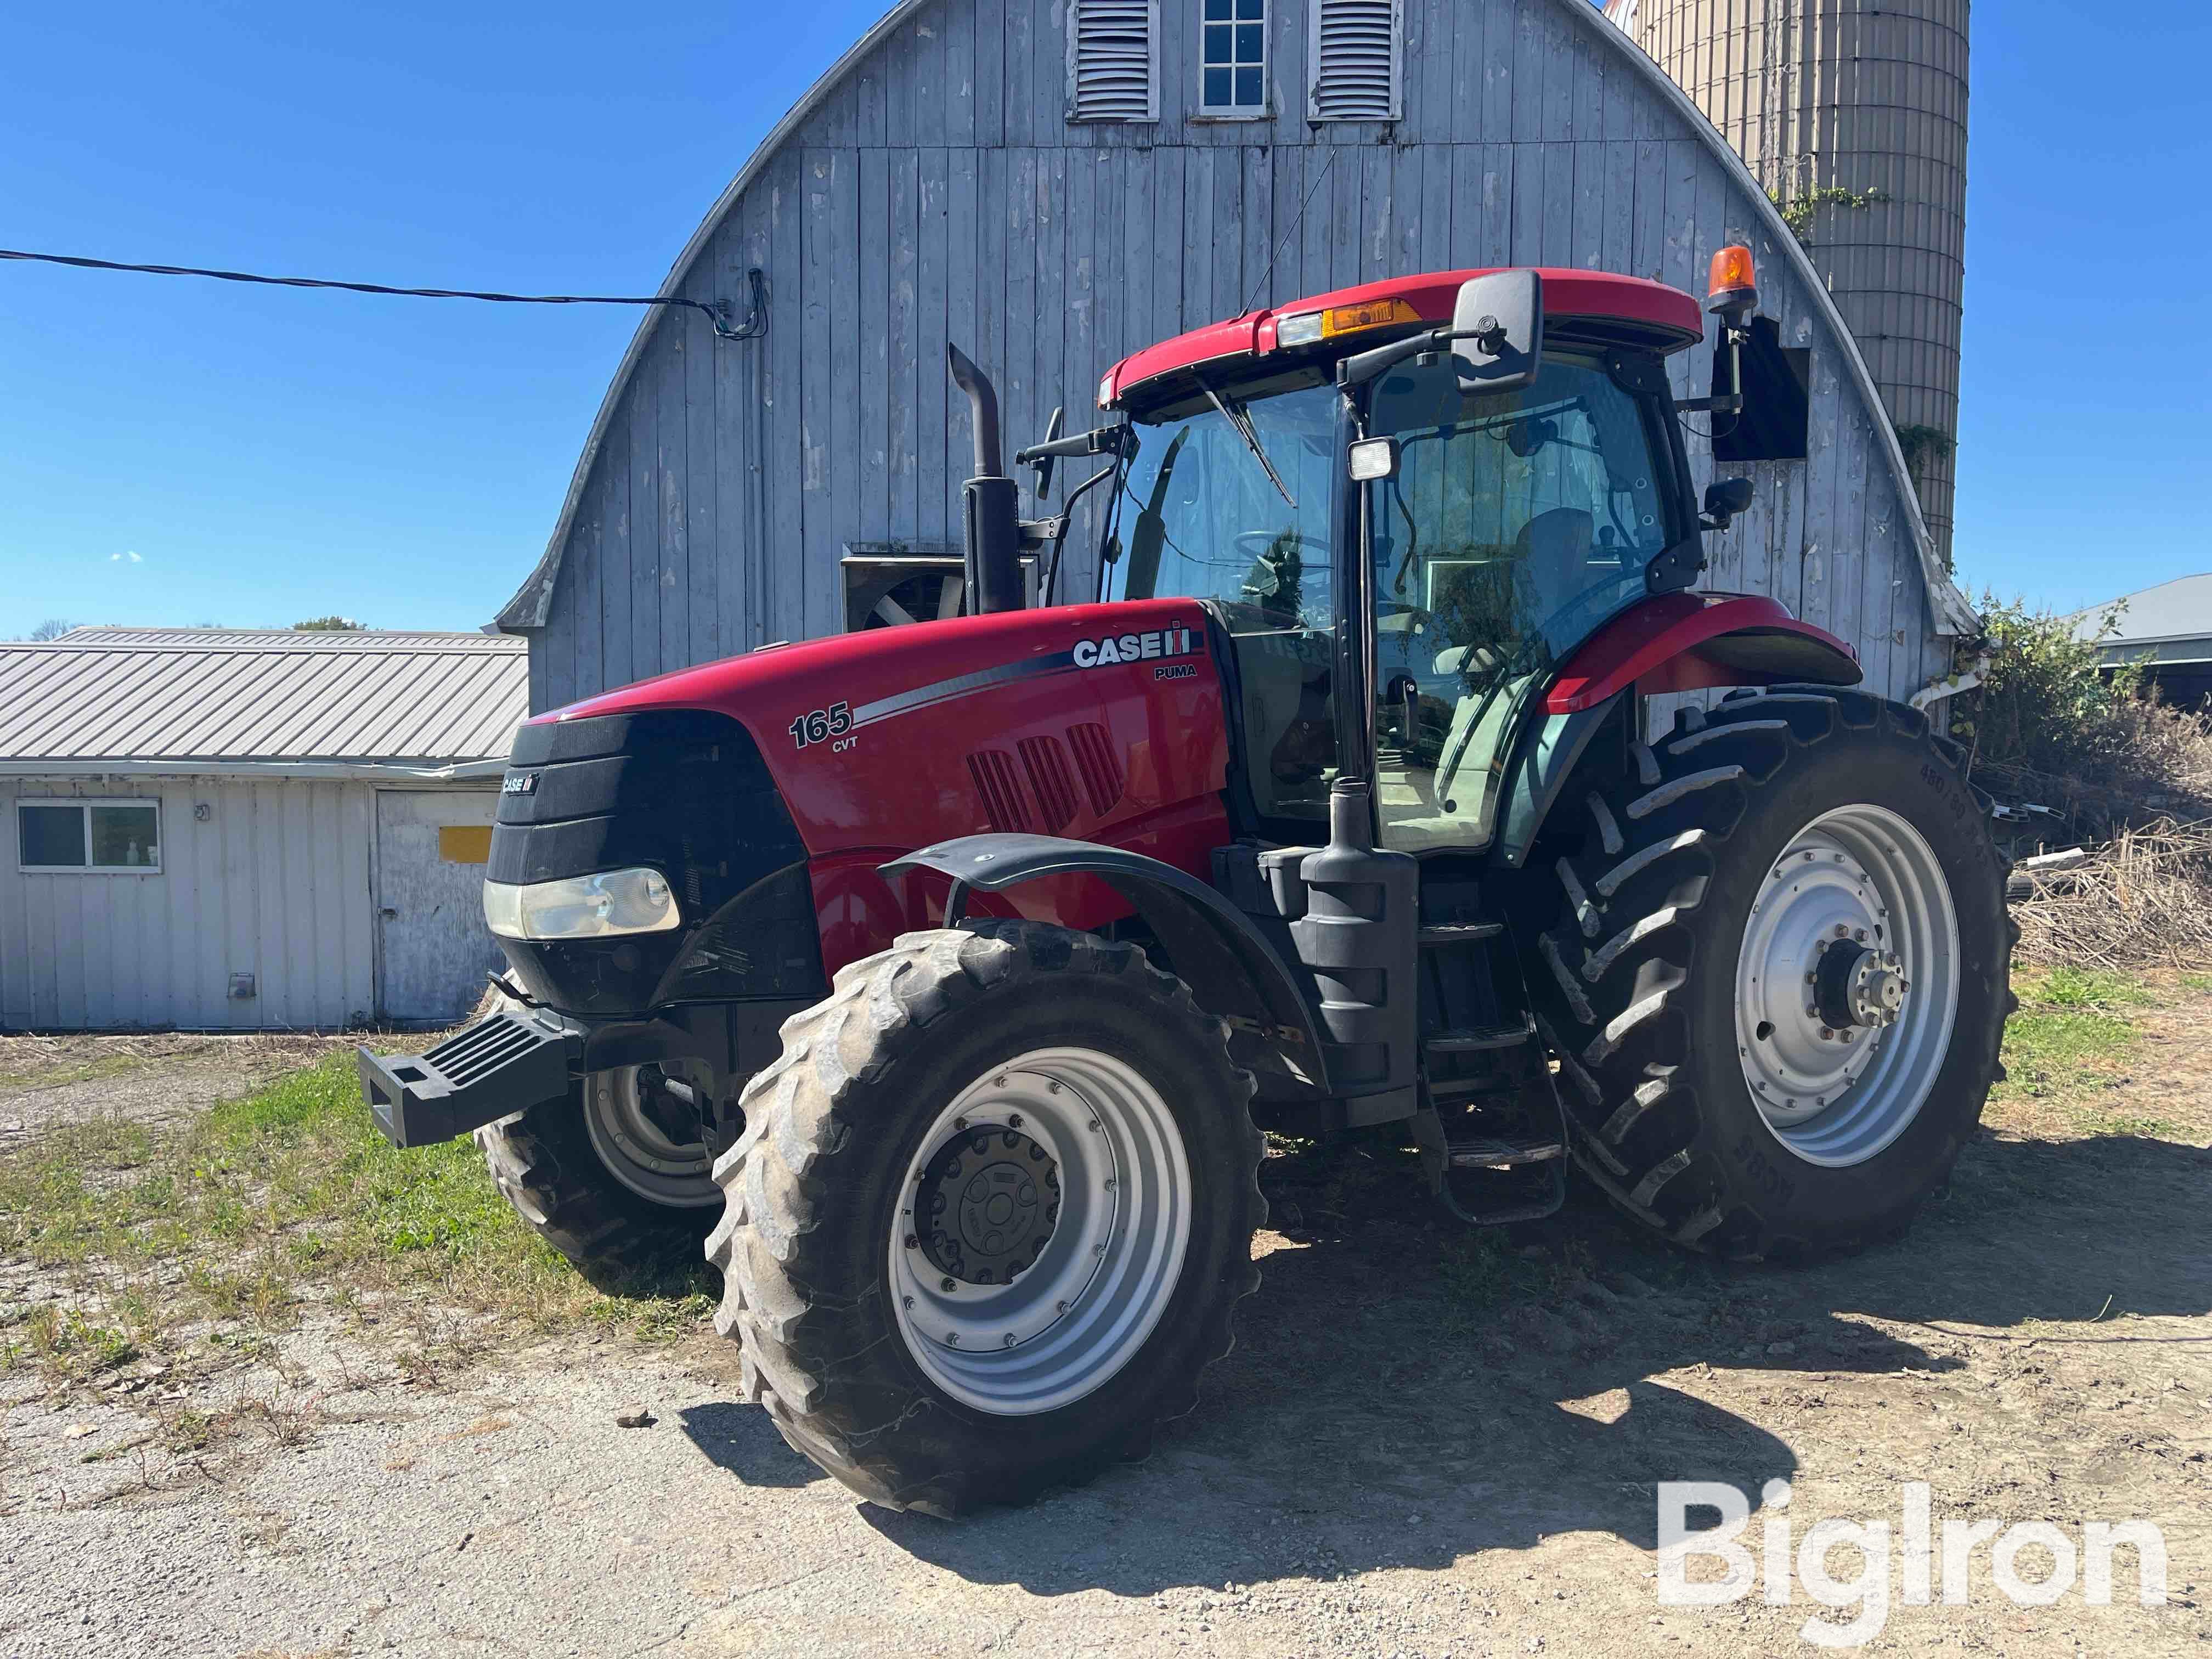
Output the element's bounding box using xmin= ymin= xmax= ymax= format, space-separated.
xmin=1444 ymin=1136 xmax=1565 ymax=1169
xmin=1419 ymin=922 xmax=1503 ymax=947
xmin=1423 ymin=1019 xmax=1535 ymax=1056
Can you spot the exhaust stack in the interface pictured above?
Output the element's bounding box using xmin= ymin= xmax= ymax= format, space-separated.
xmin=947 ymin=345 xmax=1024 ymax=616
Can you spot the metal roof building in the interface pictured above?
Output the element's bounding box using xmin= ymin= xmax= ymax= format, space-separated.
xmin=2073 ymin=574 xmax=2212 ymax=707
xmin=1 ymin=629 xmax=527 ymax=1032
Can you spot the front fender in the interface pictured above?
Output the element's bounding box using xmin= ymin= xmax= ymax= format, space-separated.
xmin=881 ymin=833 xmax=1330 ymax=1097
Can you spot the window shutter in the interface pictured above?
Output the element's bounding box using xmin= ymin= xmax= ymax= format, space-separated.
xmin=1308 ymin=0 xmax=1401 ymax=121
xmin=1068 ymin=0 xmax=1159 ymax=122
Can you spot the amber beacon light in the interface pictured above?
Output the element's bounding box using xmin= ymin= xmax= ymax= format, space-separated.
xmin=1707 ymin=245 xmax=1758 ymax=324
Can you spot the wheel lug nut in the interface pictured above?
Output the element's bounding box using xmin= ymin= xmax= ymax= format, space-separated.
xmin=904 ymin=1233 xmax=918 ymax=1249
xmin=953 ymin=1116 xmax=968 ymax=1131
xmin=902 ymin=1296 xmax=913 ymax=1310
xmin=1833 ymin=924 xmax=1848 ymax=938
xmin=994 ymin=1076 xmax=1007 ymax=1087
xmin=1819 ymin=1029 xmax=1832 ymax=1041
xmin=1103 ymin=1177 xmax=1117 ymax=1191
xmin=1002 ymin=1332 xmax=1017 ymax=1348
xmin=1047 ymin=1081 xmax=1062 ymax=1094
xmin=940 ymin=1276 xmax=956 ymax=1292
xmin=945 ymin=1332 xmax=960 ymax=1346
xmin=1054 ymin=1300 xmax=1068 ymax=1314
xmin=1855 ymin=929 xmax=1867 ymax=942
xmin=1008 ymin=1113 xmax=1023 ymax=1129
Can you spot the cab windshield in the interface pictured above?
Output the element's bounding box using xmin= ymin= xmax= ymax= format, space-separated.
xmin=1099 ymin=376 xmax=1343 ymax=823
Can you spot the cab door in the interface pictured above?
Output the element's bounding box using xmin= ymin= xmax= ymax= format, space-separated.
xmin=1359 ymin=352 xmax=1684 ymax=854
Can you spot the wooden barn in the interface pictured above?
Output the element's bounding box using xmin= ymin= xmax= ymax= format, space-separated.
xmin=495 ymin=0 xmax=1978 ymax=722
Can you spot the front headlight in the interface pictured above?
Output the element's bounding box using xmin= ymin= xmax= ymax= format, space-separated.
xmin=483 ymin=867 xmax=680 ymax=941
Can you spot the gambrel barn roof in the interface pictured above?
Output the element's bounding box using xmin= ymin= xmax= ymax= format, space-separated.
xmin=497 ymin=0 xmax=1976 ymax=717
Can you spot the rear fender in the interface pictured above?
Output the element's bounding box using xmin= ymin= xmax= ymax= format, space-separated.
xmin=1544 ymin=593 xmax=1861 ymax=715
xmin=882 ymin=834 xmax=1330 ymax=1098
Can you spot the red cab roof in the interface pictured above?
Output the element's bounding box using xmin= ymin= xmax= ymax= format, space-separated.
xmin=1099 ymin=268 xmax=1706 ymax=407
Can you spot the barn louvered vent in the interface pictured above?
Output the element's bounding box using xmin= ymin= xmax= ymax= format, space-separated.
xmin=1067 ymin=723 xmax=1126 ymax=819
xmin=1017 ymin=737 xmax=1081 ymax=834
xmin=966 ymin=750 xmax=1034 ymax=833
xmin=1069 ymin=0 xmax=1159 ymax=122
xmin=1309 ymin=0 xmax=1400 ymax=121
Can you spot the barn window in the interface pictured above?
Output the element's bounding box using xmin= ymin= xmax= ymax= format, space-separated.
xmin=1712 ymin=317 xmax=1812 ymax=464
xmin=1308 ymin=0 xmax=1401 ymax=121
xmin=17 ymin=799 xmax=161 ymax=872
xmin=1200 ymin=0 xmax=1268 ymax=117
xmin=1068 ymin=0 xmax=1160 ymax=123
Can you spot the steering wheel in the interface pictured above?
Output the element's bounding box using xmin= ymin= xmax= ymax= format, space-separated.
xmin=1234 ymin=530 xmax=1330 ymax=560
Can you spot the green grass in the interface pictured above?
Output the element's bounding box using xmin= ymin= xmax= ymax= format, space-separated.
xmin=0 ymin=1055 xmax=714 ymax=1385
xmin=1989 ymin=968 xmax=2168 ymax=1136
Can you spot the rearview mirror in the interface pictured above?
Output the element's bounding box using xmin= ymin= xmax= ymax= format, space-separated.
xmin=1452 ymin=270 xmax=1544 ymax=397
xmin=1703 ymin=476 xmax=1756 ymax=527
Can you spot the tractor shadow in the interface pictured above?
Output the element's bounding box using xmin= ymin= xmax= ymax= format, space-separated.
xmin=757 ymin=1124 xmax=2212 ymax=1595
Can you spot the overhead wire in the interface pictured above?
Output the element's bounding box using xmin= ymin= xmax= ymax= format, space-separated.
xmin=0 ymin=247 xmax=766 ymax=339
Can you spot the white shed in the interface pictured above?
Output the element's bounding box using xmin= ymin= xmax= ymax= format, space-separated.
xmin=0 ymin=628 xmax=527 ymax=1032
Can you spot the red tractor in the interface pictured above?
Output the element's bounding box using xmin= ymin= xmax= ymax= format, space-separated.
xmin=363 ymin=252 xmax=2010 ymax=1515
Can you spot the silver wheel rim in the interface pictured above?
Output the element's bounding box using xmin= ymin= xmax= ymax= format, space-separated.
xmin=581 ymin=1066 xmax=719 ymax=1209
xmin=889 ymin=1046 xmax=1192 ymax=1417
xmin=1735 ymin=804 xmax=1960 ymax=1169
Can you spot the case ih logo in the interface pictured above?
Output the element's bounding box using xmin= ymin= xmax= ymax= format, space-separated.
xmin=501 ymin=772 xmax=539 ymax=795
xmin=1073 ymin=627 xmax=1198 ymax=669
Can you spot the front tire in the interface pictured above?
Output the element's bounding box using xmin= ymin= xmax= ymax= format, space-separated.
xmin=1528 ymin=687 xmax=2013 ymax=1260
xmin=706 ymin=922 xmax=1264 ymax=1515
xmin=476 ymin=1065 xmax=720 ymax=1286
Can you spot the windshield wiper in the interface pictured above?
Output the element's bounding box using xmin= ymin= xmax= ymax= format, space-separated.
xmin=1205 ymin=385 xmax=1297 ymax=510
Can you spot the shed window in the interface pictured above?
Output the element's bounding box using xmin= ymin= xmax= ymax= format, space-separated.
xmin=18 ymin=799 xmax=161 ymax=872
xmin=1308 ymin=0 xmax=1401 ymax=121
xmin=1068 ymin=0 xmax=1160 ymax=123
xmin=1201 ymin=0 xmax=1268 ymax=116
xmin=1712 ymin=317 xmax=1812 ymax=464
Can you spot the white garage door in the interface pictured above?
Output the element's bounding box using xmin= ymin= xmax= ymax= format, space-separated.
xmin=375 ymin=789 xmax=503 ymax=1026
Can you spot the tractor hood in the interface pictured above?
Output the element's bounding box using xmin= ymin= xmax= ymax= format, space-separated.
xmin=537 ymin=600 xmax=1233 ymax=861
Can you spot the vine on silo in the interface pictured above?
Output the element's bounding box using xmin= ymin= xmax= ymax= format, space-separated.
xmin=1767 ymin=184 xmax=1884 ymax=243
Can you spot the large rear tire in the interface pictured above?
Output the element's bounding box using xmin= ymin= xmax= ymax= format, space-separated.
xmin=1527 ymin=687 xmax=2013 ymax=1260
xmin=707 ymin=922 xmax=1264 ymax=1515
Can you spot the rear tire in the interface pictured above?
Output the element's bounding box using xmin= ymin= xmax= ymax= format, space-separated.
xmin=1527 ymin=687 xmax=2013 ymax=1260
xmin=707 ymin=921 xmax=1265 ymax=1515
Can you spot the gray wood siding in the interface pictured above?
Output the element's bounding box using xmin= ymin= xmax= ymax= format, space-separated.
xmin=522 ymin=0 xmax=1952 ymax=714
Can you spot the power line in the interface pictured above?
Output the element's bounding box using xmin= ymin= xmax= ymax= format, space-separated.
xmin=0 ymin=247 xmax=765 ymax=340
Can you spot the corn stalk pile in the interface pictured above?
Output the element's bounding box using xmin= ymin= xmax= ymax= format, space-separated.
xmin=2008 ymin=819 xmax=2212 ymax=970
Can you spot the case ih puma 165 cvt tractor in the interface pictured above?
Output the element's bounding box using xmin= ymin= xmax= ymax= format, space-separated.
xmin=363 ymin=250 xmax=2010 ymax=1515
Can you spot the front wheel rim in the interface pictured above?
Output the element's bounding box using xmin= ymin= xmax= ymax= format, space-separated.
xmin=581 ymin=1066 xmax=720 ymax=1208
xmin=1734 ymin=804 xmax=1961 ymax=1169
xmin=889 ymin=1047 xmax=1192 ymax=1416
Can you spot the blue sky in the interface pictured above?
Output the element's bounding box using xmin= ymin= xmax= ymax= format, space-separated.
xmin=2 ymin=1 xmax=2205 ymax=638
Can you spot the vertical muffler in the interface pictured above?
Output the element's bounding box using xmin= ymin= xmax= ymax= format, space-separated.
xmin=947 ymin=345 xmax=1024 ymax=616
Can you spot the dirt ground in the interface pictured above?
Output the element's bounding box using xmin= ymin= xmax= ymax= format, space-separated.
xmin=3 ymin=999 xmax=2209 ymax=1658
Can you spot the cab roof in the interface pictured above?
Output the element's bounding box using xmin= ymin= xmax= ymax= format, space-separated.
xmin=1099 ymin=268 xmax=1707 ymax=409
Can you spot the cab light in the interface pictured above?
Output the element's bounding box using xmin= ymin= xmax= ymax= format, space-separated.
xmin=1276 ymin=296 xmax=1423 ymax=349
xmin=1708 ymin=244 xmax=1758 ymax=317
xmin=483 ymin=867 xmax=681 ymax=941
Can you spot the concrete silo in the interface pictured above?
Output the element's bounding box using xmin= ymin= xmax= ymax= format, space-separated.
xmin=1610 ymin=0 xmax=1970 ymax=566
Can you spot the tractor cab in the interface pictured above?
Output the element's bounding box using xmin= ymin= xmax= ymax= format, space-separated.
xmin=1092 ymin=266 xmax=1713 ymax=856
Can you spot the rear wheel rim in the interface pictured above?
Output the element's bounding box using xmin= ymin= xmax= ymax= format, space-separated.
xmin=582 ymin=1066 xmax=719 ymax=1208
xmin=889 ymin=1046 xmax=1192 ymax=1417
xmin=1734 ymin=804 xmax=1960 ymax=1169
